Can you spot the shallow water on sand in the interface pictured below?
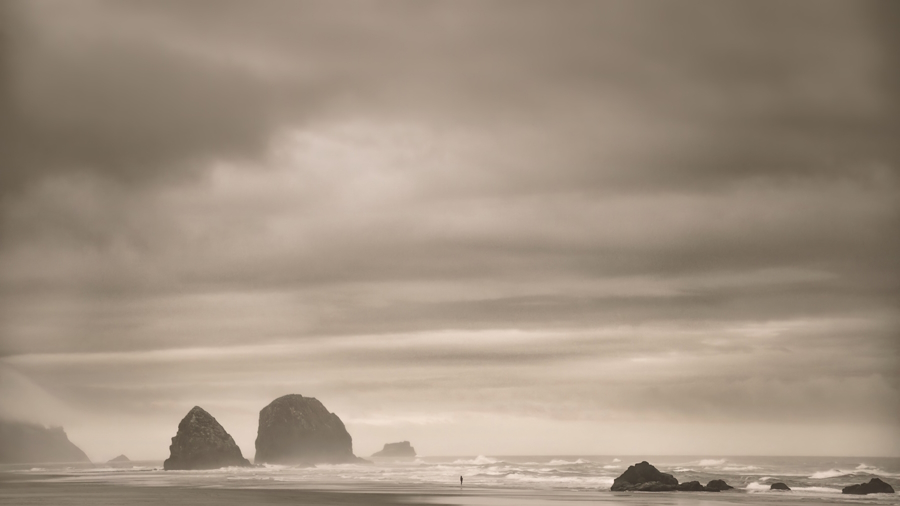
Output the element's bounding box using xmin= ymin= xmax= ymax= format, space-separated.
xmin=2 ymin=455 xmax=898 ymax=505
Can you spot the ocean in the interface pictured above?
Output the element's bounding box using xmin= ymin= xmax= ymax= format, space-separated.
xmin=2 ymin=455 xmax=898 ymax=505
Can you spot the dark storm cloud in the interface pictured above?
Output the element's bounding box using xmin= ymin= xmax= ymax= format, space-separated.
xmin=3 ymin=0 xmax=896 ymax=194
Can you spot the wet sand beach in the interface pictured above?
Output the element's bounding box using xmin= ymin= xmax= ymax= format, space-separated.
xmin=1 ymin=477 xmax=886 ymax=506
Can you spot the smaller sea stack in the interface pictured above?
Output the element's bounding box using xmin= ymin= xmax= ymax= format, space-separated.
xmin=842 ymin=478 xmax=895 ymax=495
xmin=705 ymin=479 xmax=734 ymax=491
xmin=610 ymin=461 xmax=679 ymax=492
xmin=770 ymin=482 xmax=791 ymax=491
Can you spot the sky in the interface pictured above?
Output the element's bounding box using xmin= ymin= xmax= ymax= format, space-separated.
xmin=1 ymin=0 xmax=898 ymax=461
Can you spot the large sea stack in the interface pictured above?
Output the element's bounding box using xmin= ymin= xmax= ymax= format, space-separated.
xmin=255 ymin=394 xmax=360 ymax=464
xmin=610 ymin=461 xmax=679 ymax=492
xmin=842 ymin=478 xmax=895 ymax=495
xmin=372 ymin=441 xmax=416 ymax=458
xmin=0 ymin=420 xmax=90 ymax=464
xmin=163 ymin=406 xmax=251 ymax=470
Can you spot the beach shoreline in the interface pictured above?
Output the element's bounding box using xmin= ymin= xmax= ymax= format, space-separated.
xmin=2 ymin=475 xmax=892 ymax=506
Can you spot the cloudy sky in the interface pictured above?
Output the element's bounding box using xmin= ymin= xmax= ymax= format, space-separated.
xmin=1 ymin=0 xmax=898 ymax=461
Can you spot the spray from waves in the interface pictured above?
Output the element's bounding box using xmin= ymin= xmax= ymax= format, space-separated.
xmin=612 ymin=458 xmax=621 ymax=463
xmin=547 ymin=459 xmax=589 ymax=466
xmin=723 ymin=465 xmax=760 ymax=472
xmin=453 ymin=456 xmax=499 ymax=465
xmin=809 ymin=464 xmax=899 ymax=480
xmin=747 ymin=482 xmax=843 ymax=494
xmin=746 ymin=482 xmax=772 ymax=492
xmin=698 ymin=459 xmax=727 ymax=466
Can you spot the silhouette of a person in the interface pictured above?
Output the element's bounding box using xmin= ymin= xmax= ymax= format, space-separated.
xmin=460 ymin=476 xmax=463 ymax=487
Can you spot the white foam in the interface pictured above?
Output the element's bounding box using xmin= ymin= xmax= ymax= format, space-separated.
xmin=547 ymin=459 xmax=589 ymax=465
xmin=612 ymin=458 xmax=621 ymax=463
xmin=723 ymin=465 xmax=760 ymax=472
xmin=792 ymin=486 xmax=842 ymax=494
xmin=810 ymin=469 xmax=850 ymax=479
xmin=602 ymin=465 xmax=621 ymax=469
xmin=699 ymin=459 xmax=726 ymax=466
xmin=452 ymin=455 xmax=498 ymax=465
xmin=745 ymin=482 xmax=771 ymax=492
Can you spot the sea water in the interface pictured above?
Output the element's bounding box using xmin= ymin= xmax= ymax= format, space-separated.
xmin=4 ymin=455 xmax=899 ymax=504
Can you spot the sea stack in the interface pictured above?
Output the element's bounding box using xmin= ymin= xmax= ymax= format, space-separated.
xmin=842 ymin=478 xmax=895 ymax=495
xmin=163 ymin=406 xmax=251 ymax=470
xmin=770 ymin=482 xmax=791 ymax=491
xmin=255 ymin=394 xmax=360 ymax=465
xmin=610 ymin=461 xmax=679 ymax=492
xmin=705 ymin=479 xmax=734 ymax=491
xmin=371 ymin=441 xmax=416 ymax=458
xmin=107 ymin=454 xmax=130 ymax=463
xmin=0 ymin=420 xmax=90 ymax=464
xmin=676 ymin=481 xmax=706 ymax=491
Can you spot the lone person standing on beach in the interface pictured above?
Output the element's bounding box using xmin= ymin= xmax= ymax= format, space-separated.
xmin=460 ymin=476 xmax=463 ymax=487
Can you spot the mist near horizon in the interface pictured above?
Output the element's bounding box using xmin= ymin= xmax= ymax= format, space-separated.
xmin=1 ymin=0 xmax=898 ymax=464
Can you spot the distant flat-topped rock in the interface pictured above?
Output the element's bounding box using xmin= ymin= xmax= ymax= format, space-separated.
xmin=770 ymin=482 xmax=791 ymax=491
xmin=163 ymin=406 xmax=250 ymax=470
xmin=255 ymin=394 xmax=361 ymax=465
xmin=371 ymin=441 xmax=416 ymax=458
xmin=610 ymin=461 xmax=678 ymax=492
xmin=0 ymin=420 xmax=90 ymax=464
xmin=842 ymin=478 xmax=895 ymax=495
xmin=107 ymin=454 xmax=130 ymax=463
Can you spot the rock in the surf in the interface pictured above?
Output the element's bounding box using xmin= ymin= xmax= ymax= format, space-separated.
xmin=770 ymin=482 xmax=791 ymax=491
xmin=255 ymin=394 xmax=361 ymax=464
xmin=610 ymin=461 xmax=679 ymax=491
xmin=676 ymin=480 xmax=706 ymax=491
xmin=0 ymin=420 xmax=90 ymax=464
xmin=371 ymin=441 xmax=416 ymax=458
xmin=842 ymin=478 xmax=895 ymax=495
xmin=107 ymin=454 xmax=130 ymax=463
xmin=705 ymin=479 xmax=734 ymax=491
xmin=163 ymin=406 xmax=251 ymax=470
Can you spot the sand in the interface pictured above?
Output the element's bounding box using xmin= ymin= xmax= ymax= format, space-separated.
xmin=0 ymin=475 xmax=861 ymax=506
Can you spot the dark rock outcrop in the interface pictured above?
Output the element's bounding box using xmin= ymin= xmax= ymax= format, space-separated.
xmin=706 ymin=479 xmax=734 ymax=491
xmin=842 ymin=478 xmax=895 ymax=495
xmin=676 ymin=481 xmax=706 ymax=492
xmin=371 ymin=441 xmax=416 ymax=458
xmin=610 ymin=461 xmax=679 ymax=492
xmin=770 ymin=482 xmax=791 ymax=491
xmin=107 ymin=454 xmax=130 ymax=463
xmin=255 ymin=394 xmax=360 ymax=464
xmin=0 ymin=420 xmax=90 ymax=463
xmin=163 ymin=406 xmax=250 ymax=470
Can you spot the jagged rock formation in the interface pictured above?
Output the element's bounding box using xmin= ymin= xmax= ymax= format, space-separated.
xmin=706 ymin=479 xmax=734 ymax=491
xmin=371 ymin=441 xmax=416 ymax=458
xmin=610 ymin=461 xmax=679 ymax=492
xmin=255 ymin=394 xmax=361 ymax=464
xmin=107 ymin=454 xmax=130 ymax=463
xmin=0 ymin=420 xmax=90 ymax=463
xmin=163 ymin=406 xmax=250 ymax=470
xmin=842 ymin=478 xmax=895 ymax=495
xmin=770 ymin=482 xmax=791 ymax=491
xmin=676 ymin=481 xmax=706 ymax=491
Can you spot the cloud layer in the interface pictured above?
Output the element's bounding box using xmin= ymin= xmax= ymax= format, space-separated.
xmin=1 ymin=0 xmax=898 ymax=459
